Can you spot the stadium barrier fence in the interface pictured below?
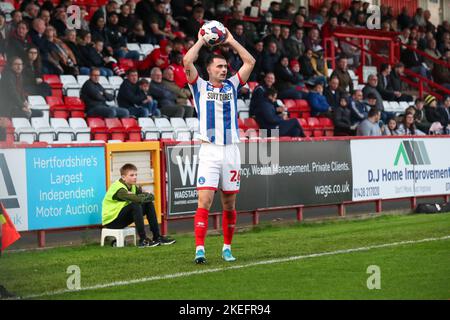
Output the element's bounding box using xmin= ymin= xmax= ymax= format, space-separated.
xmin=1 ymin=136 xmax=450 ymax=247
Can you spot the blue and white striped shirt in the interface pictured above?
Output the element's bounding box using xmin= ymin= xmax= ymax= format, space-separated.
xmin=188 ymin=73 xmax=245 ymax=145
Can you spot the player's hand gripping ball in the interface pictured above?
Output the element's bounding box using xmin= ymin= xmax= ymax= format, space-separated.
xmin=200 ymin=20 xmax=227 ymax=47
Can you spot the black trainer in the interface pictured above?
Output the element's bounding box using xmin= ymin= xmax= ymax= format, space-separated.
xmin=155 ymin=236 xmax=176 ymax=245
xmin=138 ymin=238 xmax=160 ymax=248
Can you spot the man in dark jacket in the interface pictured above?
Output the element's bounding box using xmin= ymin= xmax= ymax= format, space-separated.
xmin=323 ymin=76 xmax=343 ymax=110
xmin=333 ymin=93 xmax=353 ymax=136
xmin=148 ymin=67 xmax=185 ymax=118
xmin=254 ymin=88 xmax=305 ymax=137
xmin=117 ymin=69 xmax=152 ymax=117
xmin=80 ymin=67 xmax=129 ymax=118
xmin=378 ymin=63 xmax=413 ymax=102
xmin=401 ymin=39 xmax=431 ymax=79
xmin=0 ymin=57 xmax=43 ymax=118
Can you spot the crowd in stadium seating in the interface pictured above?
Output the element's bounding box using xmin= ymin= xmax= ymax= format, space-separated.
xmin=0 ymin=0 xmax=449 ymax=142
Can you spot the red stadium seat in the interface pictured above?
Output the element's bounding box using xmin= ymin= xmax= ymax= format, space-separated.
xmin=318 ymin=117 xmax=334 ymax=136
xmin=244 ymin=118 xmax=259 ymax=130
xmin=238 ymin=118 xmax=246 ymax=130
xmin=64 ymin=97 xmax=86 ymax=118
xmin=43 ymin=75 xmax=63 ymax=97
xmin=46 ymin=96 xmax=70 ymax=119
xmin=298 ymin=118 xmax=312 ymax=137
xmin=87 ymin=117 xmax=109 ymax=141
xmin=121 ymin=118 xmax=142 ymax=141
xmin=105 ymin=118 xmax=127 ymax=141
xmin=283 ymin=99 xmax=296 ymax=110
xmin=307 ymin=117 xmax=324 ymax=137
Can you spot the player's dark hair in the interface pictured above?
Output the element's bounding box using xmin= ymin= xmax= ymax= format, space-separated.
xmin=120 ymin=163 xmax=138 ymax=176
xmin=206 ymin=54 xmax=227 ymax=66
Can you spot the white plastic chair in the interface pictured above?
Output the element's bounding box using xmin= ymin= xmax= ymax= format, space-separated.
xmin=31 ymin=117 xmax=56 ymax=142
xmin=12 ymin=118 xmax=37 ymax=143
xmin=138 ymin=117 xmax=160 ymax=140
xmin=50 ymin=118 xmax=76 ymax=142
xmin=101 ymin=227 xmax=136 ymax=247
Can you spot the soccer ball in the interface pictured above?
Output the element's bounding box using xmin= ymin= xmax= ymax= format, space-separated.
xmin=200 ymin=20 xmax=226 ymax=46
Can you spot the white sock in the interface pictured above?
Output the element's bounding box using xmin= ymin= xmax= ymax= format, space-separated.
xmin=223 ymin=244 xmax=231 ymax=251
xmin=196 ymin=245 xmax=205 ymax=253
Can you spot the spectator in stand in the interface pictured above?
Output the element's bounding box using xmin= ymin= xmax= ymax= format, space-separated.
xmin=29 ymin=18 xmax=56 ymax=74
xmin=398 ymin=27 xmax=411 ymax=49
xmin=80 ymin=67 xmax=130 ymax=118
xmin=333 ymin=93 xmax=354 ymax=136
xmin=248 ymin=40 xmax=264 ymax=82
xmin=324 ymin=76 xmax=343 ymax=110
xmin=432 ymin=51 xmax=450 ymax=90
xmin=424 ymin=94 xmax=444 ymax=130
xmin=106 ymin=12 xmax=140 ymax=60
xmin=6 ymin=10 xmax=23 ymax=37
xmin=377 ymin=63 xmax=413 ymax=102
xmin=330 ymin=57 xmax=353 ymax=93
xmin=41 ymin=8 xmax=55 ymax=27
xmin=148 ymin=67 xmax=187 ymax=118
xmin=254 ymin=87 xmax=304 ymax=137
xmin=244 ymin=0 xmax=262 ymax=17
xmin=162 ymin=67 xmax=194 ymax=117
xmin=383 ymin=117 xmax=398 ymax=136
xmin=138 ymin=78 xmax=161 ymax=117
xmin=137 ymin=39 xmax=172 ymax=77
xmin=231 ymin=22 xmax=251 ymax=49
xmin=362 ymin=74 xmax=390 ymax=122
xmin=91 ymin=0 xmax=120 ymax=26
xmin=389 ymin=63 xmax=413 ymax=101
xmin=280 ymin=2 xmax=297 ymax=21
xmin=423 ymin=10 xmax=436 ymax=33
xmin=263 ymin=25 xmax=283 ymax=53
xmin=396 ymin=112 xmax=425 ymax=135
xmin=307 ymin=82 xmax=332 ymax=117
xmin=127 ymin=20 xmax=152 ymax=44
xmin=401 ymin=39 xmax=431 ymax=80
xmin=22 ymin=3 xmax=40 ymax=27
xmin=304 ymin=28 xmax=322 ymax=53
xmin=423 ymin=38 xmax=442 ymax=72
xmin=340 ymin=37 xmax=361 ymax=68
xmin=261 ymin=41 xmax=281 ymax=74
xmin=184 ymin=4 xmax=205 ymax=39
xmin=0 ymin=56 xmax=44 ymax=118
xmin=284 ymin=28 xmax=305 ymax=60
xmin=397 ymin=7 xmax=412 ymax=30
xmin=299 ymin=49 xmax=326 ymax=86
xmin=45 ymin=26 xmax=79 ymax=75
xmin=249 ymin=72 xmax=275 ymax=117
xmin=118 ymin=3 xmax=136 ymax=35
xmin=51 ymin=6 xmax=68 ymax=37
xmin=413 ymin=98 xmax=431 ymax=134
xmin=168 ymin=52 xmax=188 ymax=89
xmin=290 ymin=13 xmax=306 ymax=35
xmin=78 ymin=33 xmax=114 ymax=77
xmin=268 ymin=1 xmax=282 ymax=19
xmin=23 ymin=47 xmax=52 ymax=97
xmin=64 ymin=29 xmax=85 ymax=68
xmin=274 ymin=56 xmax=304 ymax=100
xmin=356 ymin=107 xmax=382 ymax=136
xmin=117 ymin=69 xmax=154 ymax=118
xmin=149 ymin=0 xmax=176 ymax=43
xmin=90 ymin=15 xmax=114 ymax=57
xmin=216 ymin=0 xmax=233 ymax=18
xmin=6 ymin=21 xmax=32 ymax=61
xmin=311 ymin=6 xmax=329 ymax=27
xmin=439 ymin=95 xmax=450 ymax=134
xmin=349 ymin=89 xmax=368 ymax=126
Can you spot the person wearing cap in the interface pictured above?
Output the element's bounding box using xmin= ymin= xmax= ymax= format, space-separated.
xmin=424 ymin=94 xmax=445 ymax=132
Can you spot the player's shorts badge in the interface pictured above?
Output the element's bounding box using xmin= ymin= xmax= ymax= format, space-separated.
xmin=198 ymin=176 xmax=206 ymax=185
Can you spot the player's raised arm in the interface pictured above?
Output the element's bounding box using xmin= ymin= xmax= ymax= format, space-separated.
xmin=223 ymin=28 xmax=256 ymax=83
xmin=183 ymin=30 xmax=205 ymax=84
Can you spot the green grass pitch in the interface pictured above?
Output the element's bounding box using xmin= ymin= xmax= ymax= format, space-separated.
xmin=1 ymin=212 xmax=449 ymax=299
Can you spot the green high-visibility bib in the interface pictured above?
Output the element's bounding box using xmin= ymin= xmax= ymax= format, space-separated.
xmin=102 ymin=180 xmax=137 ymax=225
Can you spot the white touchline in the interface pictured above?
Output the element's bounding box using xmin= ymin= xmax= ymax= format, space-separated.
xmin=21 ymin=235 xmax=450 ymax=299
